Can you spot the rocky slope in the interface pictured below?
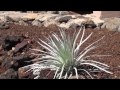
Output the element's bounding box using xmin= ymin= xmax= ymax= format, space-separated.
xmin=0 ymin=11 xmax=104 ymax=29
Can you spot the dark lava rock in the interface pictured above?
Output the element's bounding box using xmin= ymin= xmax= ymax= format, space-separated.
xmin=58 ymin=16 xmax=72 ymax=23
xmin=85 ymin=24 xmax=97 ymax=29
xmin=0 ymin=68 xmax=18 ymax=79
xmin=1 ymin=54 xmax=33 ymax=71
xmin=2 ymin=36 xmax=25 ymax=51
xmin=13 ymin=39 xmax=30 ymax=53
xmin=12 ymin=55 xmax=33 ymax=69
xmin=82 ymin=20 xmax=97 ymax=29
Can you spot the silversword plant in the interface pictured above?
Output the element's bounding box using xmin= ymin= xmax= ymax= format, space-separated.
xmin=27 ymin=26 xmax=112 ymax=79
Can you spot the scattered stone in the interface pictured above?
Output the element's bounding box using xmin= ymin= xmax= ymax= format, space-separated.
xmin=47 ymin=11 xmax=59 ymax=14
xmin=32 ymin=20 xmax=43 ymax=27
xmin=5 ymin=36 xmax=24 ymax=43
xmin=13 ymin=55 xmax=31 ymax=61
xmin=12 ymin=55 xmax=33 ymax=69
xmin=13 ymin=39 xmax=31 ymax=53
xmin=22 ymin=13 xmax=39 ymax=21
xmin=18 ymin=20 xmax=28 ymax=26
xmin=1 ymin=55 xmax=33 ymax=71
xmin=36 ymin=14 xmax=58 ymax=22
xmin=59 ymin=11 xmax=69 ymax=15
xmin=82 ymin=19 xmax=97 ymax=29
xmin=101 ymin=17 xmax=120 ymax=31
xmin=5 ymin=15 xmax=22 ymax=22
xmin=0 ymin=23 xmax=9 ymax=29
xmin=5 ymin=16 xmax=19 ymax=22
xmin=0 ymin=11 xmax=106 ymax=29
xmin=107 ymin=24 xmax=119 ymax=31
xmin=0 ymin=16 xmax=8 ymax=23
xmin=2 ymin=36 xmax=24 ymax=51
xmin=33 ymin=14 xmax=58 ymax=27
xmin=59 ymin=23 xmax=70 ymax=29
xmin=57 ymin=16 xmax=72 ymax=23
xmin=91 ymin=18 xmax=104 ymax=27
xmin=43 ymin=20 xmax=57 ymax=27
xmin=58 ymin=18 xmax=85 ymax=29
xmin=0 ymin=69 xmax=18 ymax=79
xmin=3 ymin=53 xmax=32 ymax=70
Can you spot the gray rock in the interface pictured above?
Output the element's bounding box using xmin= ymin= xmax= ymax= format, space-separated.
xmin=36 ymin=14 xmax=58 ymax=22
xmin=6 ymin=16 xmax=16 ymax=22
xmin=101 ymin=17 xmax=120 ymax=31
xmin=106 ymin=24 xmax=119 ymax=31
xmin=101 ymin=22 xmax=106 ymax=29
xmin=43 ymin=20 xmax=57 ymax=27
xmin=0 ymin=16 xmax=8 ymax=23
xmin=59 ymin=11 xmax=69 ymax=15
xmin=96 ymin=23 xmax=103 ymax=29
xmin=5 ymin=16 xmax=21 ymax=22
xmin=47 ymin=11 xmax=59 ymax=14
xmin=0 ymin=23 xmax=9 ymax=29
xmin=58 ymin=16 xmax=72 ymax=23
xmin=0 ymin=69 xmax=18 ymax=79
xmin=18 ymin=20 xmax=28 ymax=26
xmin=32 ymin=20 xmax=43 ymax=27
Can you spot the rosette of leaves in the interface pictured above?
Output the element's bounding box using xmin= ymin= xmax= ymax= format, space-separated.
xmin=28 ymin=26 xmax=112 ymax=79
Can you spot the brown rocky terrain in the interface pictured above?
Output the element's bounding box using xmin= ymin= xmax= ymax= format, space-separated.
xmin=0 ymin=11 xmax=120 ymax=79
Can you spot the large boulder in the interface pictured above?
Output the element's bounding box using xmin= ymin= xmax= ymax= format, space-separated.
xmin=101 ymin=17 xmax=120 ymax=31
xmin=32 ymin=20 xmax=43 ymax=27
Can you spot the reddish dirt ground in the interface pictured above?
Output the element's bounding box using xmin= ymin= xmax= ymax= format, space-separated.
xmin=0 ymin=23 xmax=120 ymax=79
